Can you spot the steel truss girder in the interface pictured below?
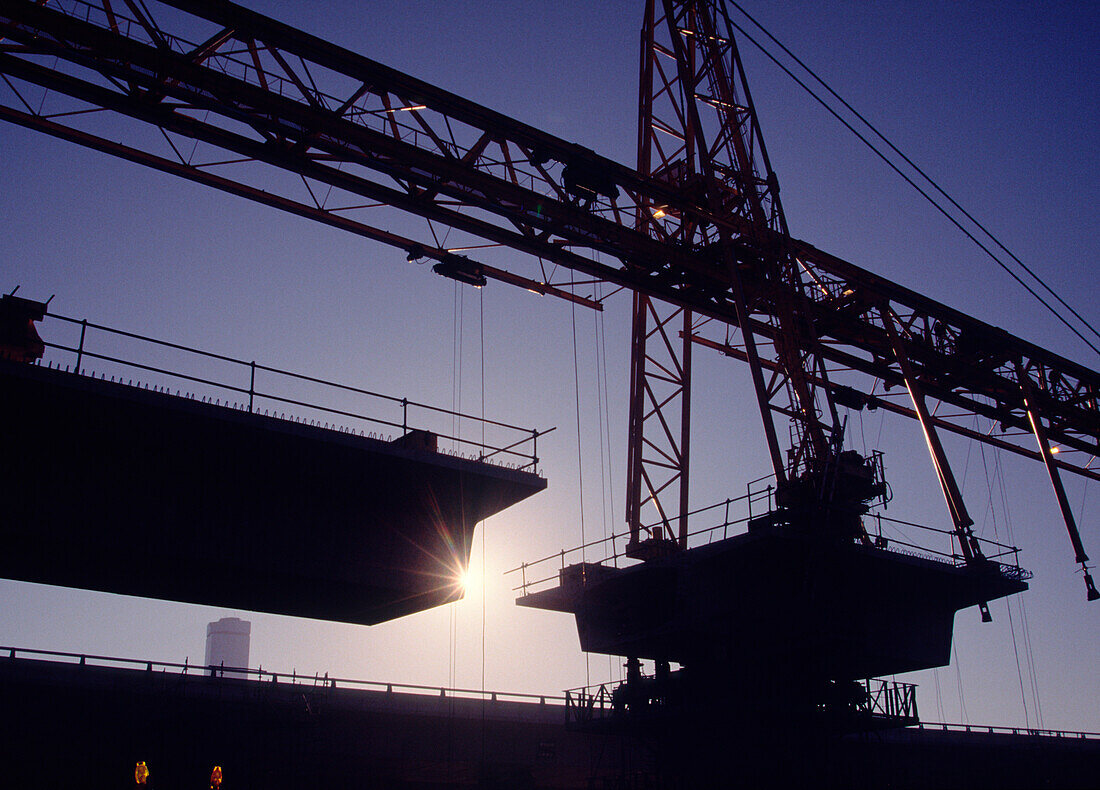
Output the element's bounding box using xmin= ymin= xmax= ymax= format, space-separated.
xmin=0 ymin=0 xmax=1096 ymax=484
xmin=881 ymin=307 xmax=980 ymax=561
xmin=688 ymin=331 xmax=1100 ymax=485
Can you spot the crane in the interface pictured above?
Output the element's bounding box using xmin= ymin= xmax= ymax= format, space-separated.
xmin=0 ymin=0 xmax=1096 ymax=745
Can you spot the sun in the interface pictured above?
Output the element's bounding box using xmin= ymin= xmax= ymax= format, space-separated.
xmin=454 ymin=563 xmax=483 ymax=598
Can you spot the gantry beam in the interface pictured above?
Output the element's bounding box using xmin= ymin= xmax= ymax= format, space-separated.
xmin=0 ymin=0 xmax=1096 ymax=481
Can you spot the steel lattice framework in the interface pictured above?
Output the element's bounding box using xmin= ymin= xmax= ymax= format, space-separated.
xmin=0 ymin=0 xmax=1096 ymax=593
xmin=627 ymin=0 xmax=836 ymax=557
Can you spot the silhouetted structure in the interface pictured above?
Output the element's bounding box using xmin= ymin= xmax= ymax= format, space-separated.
xmin=0 ymin=353 xmax=544 ymax=625
xmin=0 ymin=0 xmax=1097 ymax=785
xmin=1 ymin=651 xmax=1096 ymax=789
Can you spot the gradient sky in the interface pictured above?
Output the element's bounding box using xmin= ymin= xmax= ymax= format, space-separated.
xmin=1 ymin=1 xmax=1097 ymax=734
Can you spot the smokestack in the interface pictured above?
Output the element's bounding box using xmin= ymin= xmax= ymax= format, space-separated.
xmin=204 ymin=617 xmax=251 ymax=679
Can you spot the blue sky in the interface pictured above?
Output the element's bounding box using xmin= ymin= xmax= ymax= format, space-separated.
xmin=1 ymin=1 xmax=1097 ymax=733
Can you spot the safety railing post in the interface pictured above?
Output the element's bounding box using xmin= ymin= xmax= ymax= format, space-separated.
xmin=401 ymin=398 xmax=408 ymax=435
xmin=248 ymin=361 xmax=256 ymax=413
xmin=75 ymin=318 xmax=87 ymax=373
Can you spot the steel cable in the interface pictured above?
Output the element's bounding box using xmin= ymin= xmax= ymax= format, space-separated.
xmin=722 ymin=2 xmax=1099 ymax=357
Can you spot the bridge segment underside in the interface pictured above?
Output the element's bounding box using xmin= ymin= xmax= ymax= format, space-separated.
xmin=520 ymin=528 xmax=1027 ymax=682
xmin=1 ymin=358 xmax=545 ymax=624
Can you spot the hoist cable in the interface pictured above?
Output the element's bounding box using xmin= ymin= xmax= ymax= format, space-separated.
xmin=1005 ymin=596 xmax=1032 ymax=728
xmin=451 ymin=283 xmax=463 ymax=441
xmin=953 ymin=642 xmax=969 ymax=724
xmin=1019 ymin=598 xmax=1044 ymax=728
xmin=979 ymin=437 xmax=1040 ymax=727
xmin=479 ymin=287 xmax=487 ymax=760
xmin=449 ymin=282 xmax=462 ymax=701
xmin=592 ymin=283 xmax=617 ymax=683
xmin=570 ymin=286 xmax=591 ymax=687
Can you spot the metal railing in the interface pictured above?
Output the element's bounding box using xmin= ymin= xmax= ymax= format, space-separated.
xmin=2 ymin=646 xmax=564 ymax=705
xmin=566 ymin=676 xmax=1099 ymax=741
xmin=28 ymin=310 xmax=551 ymax=472
xmin=507 ymin=491 xmax=763 ymax=595
xmin=913 ymin=721 xmax=1100 ymax=741
xmin=564 ymin=677 xmax=682 ymax=727
xmin=508 ymin=483 xmax=1029 ymax=597
xmin=567 ymin=677 xmax=928 ymax=734
xmin=7 ymin=648 xmax=1094 ymax=738
xmin=565 ymin=682 xmax=618 ymax=725
xmin=866 ymin=513 xmax=1030 ymax=579
xmin=850 ymin=678 xmax=918 ymax=723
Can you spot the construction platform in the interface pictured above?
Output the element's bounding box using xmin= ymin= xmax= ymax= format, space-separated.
xmin=0 ymin=356 xmax=545 ymax=624
xmin=518 ymin=525 xmax=1028 ymax=681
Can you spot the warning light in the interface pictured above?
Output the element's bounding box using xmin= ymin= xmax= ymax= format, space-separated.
xmin=134 ymin=761 xmax=149 ymax=785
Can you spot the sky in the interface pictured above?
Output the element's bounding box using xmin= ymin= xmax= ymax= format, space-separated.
xmin=1 ymin=1 xmax=1097 ymax=734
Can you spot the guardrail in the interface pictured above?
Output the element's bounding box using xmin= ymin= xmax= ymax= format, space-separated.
xmin=26 ymin=310 xmax=552 ymax=472
xmin=565 ymin=682 xmax=618 ymax=726
xmin=850 ymin=678 xmax=918 ymax=723
xmin=2 ymin=646 xmax=565 ymax=705
xmin=506 ymin=491 xmax=760 ymax=595
xmin=563 ymin=677 xmax=1098 ymax=742
xmin=566 ymin=677 xmax=919 ymax=724
xmin=508 ymin=485 xmax=1029 ymax=597
xmin=913 ymin=721 xmax=1100 ymax=740
xmin=11 ymin=647 xmax=1092 ymax=737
